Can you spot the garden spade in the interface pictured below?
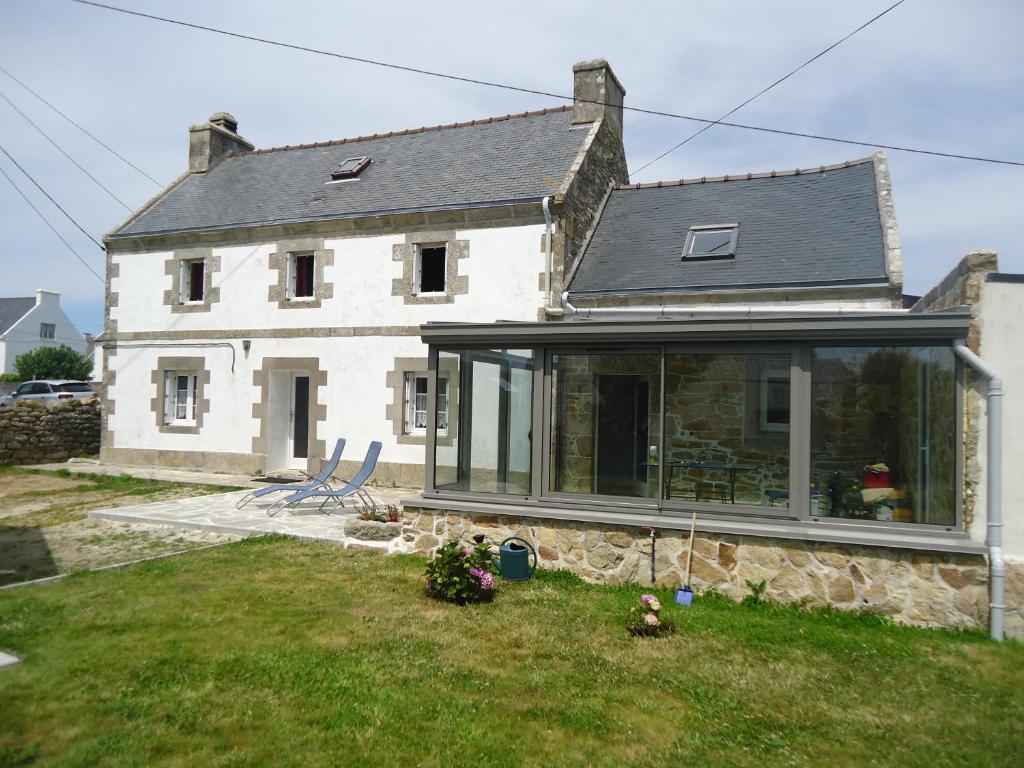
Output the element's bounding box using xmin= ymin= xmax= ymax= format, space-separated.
xmin=676 ymin=512 xmax=697 ymax=606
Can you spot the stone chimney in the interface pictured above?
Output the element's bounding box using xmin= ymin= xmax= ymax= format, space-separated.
xmin=188 ymin=112 xmax=254 ymax=173
xmin=572 ymin=59 xmax=626 ymax=138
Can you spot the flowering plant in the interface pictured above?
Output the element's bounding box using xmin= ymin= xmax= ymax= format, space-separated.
xmin=626 ymin=593 xmax=676 ymax=637
xmin=425 ymin=539 xmax=499 ymax=604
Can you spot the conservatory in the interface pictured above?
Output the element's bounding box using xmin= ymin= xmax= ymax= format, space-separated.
xmin=416 ymin=310 xmax=980 ymax=553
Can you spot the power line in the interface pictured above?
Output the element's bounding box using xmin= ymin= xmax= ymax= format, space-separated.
xmin=0 ymin=143 xmax=105 ymax=249
xmin=0 ymin=87 xmax=133 ymax=210
xmin=67 ymin=0 xmax=1024 ymax=168
xmin=633 ymin=0 xmax=909 ymax=177
xmin=0 ymin=63 xmax=163 ymax=186
xmin=0 ymin=163 xmax=104 ymax=283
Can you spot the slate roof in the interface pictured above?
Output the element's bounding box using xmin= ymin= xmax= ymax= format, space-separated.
xmin=0 ymin=297 xmax=34 ymax=336
xmin=568 ymin=157 xmax=888 ymax=296
xmin=113 ymin=107 xmax=588 ymax=238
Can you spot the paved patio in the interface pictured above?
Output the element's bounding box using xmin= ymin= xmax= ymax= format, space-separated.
xmin=87 ymin=486 xmax=419 ymax=544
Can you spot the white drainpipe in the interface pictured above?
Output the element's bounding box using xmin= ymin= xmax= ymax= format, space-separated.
xmin=954 ymin=344 xmax=1005 ymax=642
xmin=542 ymin=196 xmax=553 ymax=309
xmin=561 ymin=292 xmax=909 ymax=316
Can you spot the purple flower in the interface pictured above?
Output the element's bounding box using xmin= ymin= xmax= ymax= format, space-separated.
xmin=478 ymin=572 xmax=495 ymax=589
xmin=640 ymin=594 xmax=656 ymax=605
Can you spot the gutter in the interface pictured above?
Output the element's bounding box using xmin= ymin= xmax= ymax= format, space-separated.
xmin=953 ymin=344 xmax=1005 ymax=642
xmin=560 ymin=292 xmax=909 ymax=317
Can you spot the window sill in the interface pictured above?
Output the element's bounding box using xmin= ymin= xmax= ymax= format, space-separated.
xmin=405 ymin=494 xmax=985 ymax=555
xmin=160 ymin=423 xmax=199 ymax=435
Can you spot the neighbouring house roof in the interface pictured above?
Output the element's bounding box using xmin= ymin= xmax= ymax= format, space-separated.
xmin=568 ymin=157 xmax=888 ymax=296
xmin=113 ymin=107 xmax=589 ymax=238
xmin=0 ymin=297 xmax=35 ymax=336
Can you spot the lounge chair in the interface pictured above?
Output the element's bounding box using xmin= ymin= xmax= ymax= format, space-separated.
xmin=236 ymin=438 xmax=346 ymax=510
xmin=266 ymin=441 xmax=382 ymax=517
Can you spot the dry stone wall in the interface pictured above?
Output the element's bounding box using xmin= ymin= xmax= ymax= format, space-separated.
xmin=401 ymin=505 xmax=1001 ymax=633
xmin=0 ymin=399 xmax=100 ymax=465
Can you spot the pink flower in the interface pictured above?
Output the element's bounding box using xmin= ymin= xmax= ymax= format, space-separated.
xmin=640 ymin=594 xmax=661 ymax=611
xmin=644 ymin=614 xmax=660 ymax=627
xmin=479 ymin=572 xmax=495 ymax=589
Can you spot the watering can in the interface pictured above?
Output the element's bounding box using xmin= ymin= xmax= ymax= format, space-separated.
xmin=498 ymin=536 xmax=537 ymax=581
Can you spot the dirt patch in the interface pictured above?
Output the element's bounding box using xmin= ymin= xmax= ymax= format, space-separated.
xmin=0 ymin=468 xmax=244 ymax=586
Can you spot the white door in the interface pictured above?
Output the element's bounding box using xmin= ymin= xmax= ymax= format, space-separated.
xmin=267 ymin=371 xmax=310 ymax=472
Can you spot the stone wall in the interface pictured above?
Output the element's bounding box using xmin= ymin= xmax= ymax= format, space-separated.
xmin=401 ymin=506 xmax=1000 ymax=633
xmin=0 ymin=399 xmax=101 ymax=465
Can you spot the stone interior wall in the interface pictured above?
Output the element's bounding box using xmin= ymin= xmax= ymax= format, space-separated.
xmin=401 ymin=506 xmax=996 ymax=632
xmin=0 ymin=399 xmax=100 ymax=465
xmin=664 ymin=354 xmax=788 ymax=505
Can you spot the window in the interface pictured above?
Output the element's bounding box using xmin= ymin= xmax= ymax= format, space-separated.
xmin=288 ymin=253 xmax=315 ymax=299
xmin=415 ymin=245 xmax=446 ymax=294
xmin=434 ymin=350 xmax=534 ymax=495
xmin=759 ymin=368 xmax=791 ymax=433
xmin=810 ymin=346 xmax=957 ymax=525
xmin=404 ymin=373 xmax=448 ymax=435
xmin=39 ymin=323 xmax=55 ymax=340
xmin=180 ymin=259 xmax=205 ymax=303
xmin=164 ymin=372 xmax=198 ymax=425
xmin=682 ymin=224 xmax=739 ymax=259
xmin=330 ymin=156 xmax=370 ymax=180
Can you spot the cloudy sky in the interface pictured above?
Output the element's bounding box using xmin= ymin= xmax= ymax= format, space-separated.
xmin=1 ymin=0 xmax=1021 ymax=334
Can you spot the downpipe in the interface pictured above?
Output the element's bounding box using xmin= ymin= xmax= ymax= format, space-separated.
xmin=954 ymin=344 xmax=1005 ymax=642
xmin=542 ymin=196 xmax=553 ymax=309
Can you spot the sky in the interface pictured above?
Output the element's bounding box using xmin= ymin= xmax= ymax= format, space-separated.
xmin=1 ymin=0 xmax=1021 ymax=335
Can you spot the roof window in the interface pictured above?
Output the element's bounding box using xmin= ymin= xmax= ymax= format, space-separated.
xmin=682 ymin=224 xmax=739 ymax=260
xmin=330 ymin=156 xmax=370 ymax=180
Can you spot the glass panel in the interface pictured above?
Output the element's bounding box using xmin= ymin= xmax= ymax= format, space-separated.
xmin=688 ymin=229 xmax=734 ymax=256
xmin=664 ymin=352 xmax=790 ymax=507
xmin=414 ymin=376 xmax=428 ymax=429
xmin=433 ymin=350 xmax=534 ymax=494
xmin=549 ymin=353 xmax=660 ymax=497
xmin=811 ymin=346 xmax=957 ymax=525
xmin=175 ymin=375 xmax=188 ymax=420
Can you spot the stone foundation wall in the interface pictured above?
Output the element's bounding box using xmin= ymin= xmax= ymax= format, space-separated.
xmin=400 ymin=506 xmax=1011 ymax=634
xmin=0 ymin=399 xmax=100 ymax=465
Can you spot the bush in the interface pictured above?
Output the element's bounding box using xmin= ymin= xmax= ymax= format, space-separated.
xmin=359 ymin=504 xmax=400 ymax=523
xmin=14 ymin=345 xmax=92 ymax=381
xmin=425 ymin=539 xmax=498 ymax=605
xmin=626 ymin=594 xmax=676 ymax=637
xmin=0 ymin=373 xmax=23 ymax=382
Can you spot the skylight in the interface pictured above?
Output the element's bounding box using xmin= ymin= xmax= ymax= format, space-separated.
xmin=330 ymin=156 xmax=370 ymax=180
xmin=682 ymin=224 xmax=738 ymax=260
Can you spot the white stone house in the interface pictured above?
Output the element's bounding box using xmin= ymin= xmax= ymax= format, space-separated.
xmin=101 ymin=60 xmax=629 ymax=484
xmin=0 ymin=290 xmax=87 ymax=374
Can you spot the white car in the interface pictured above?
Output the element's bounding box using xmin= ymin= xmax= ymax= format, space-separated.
xmin=0 ymin=380 xmax=95 ymax=407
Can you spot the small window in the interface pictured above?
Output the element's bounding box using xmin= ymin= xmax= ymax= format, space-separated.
xmin=759 ymin=369 xmax=791 ymax=433
xmin=415 ymin=245 xmax=446 ymax=294
xmin=288 ymin=253 xmax=315 ymax=299
xmin=330 ymin=156 xmax=370 ymax=180
xmin=180 ymin=259 xmax=205 ymax=303
xmin=58 ymin=383 xmax=93 ymax=393
xmin=164 ymin=371 xmax=198 ymax=425
xmin=404 ymin=374 xmax=448 ymax=434
xmin=682 ymin=224 xmax=738 ymax=260
xmin=15 ymin=383 xmax=33 ymax=396
xmin=30 ymin=382 xmax=51 ymax=395
xmin=39 ymin=323 xmax=55 ymax=340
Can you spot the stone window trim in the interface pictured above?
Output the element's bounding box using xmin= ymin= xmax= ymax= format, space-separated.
xmin=268 ymin=238 xmax=335 ymax=309
xmin=251 ymin=357 xmax=327 ymax=475
xmin=391 ymin=231 xmax=469 ymax=305
xmin=386 ymin=357 xmax=431 ymax=446
xmin=163 ymin=248 xmax=221 ymax=313
xmin=150 ymin=356 xmax=211 ymax=435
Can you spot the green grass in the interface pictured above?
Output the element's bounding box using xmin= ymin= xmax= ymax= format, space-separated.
xmin=0 ymin=536 xmax=1021 ymax=767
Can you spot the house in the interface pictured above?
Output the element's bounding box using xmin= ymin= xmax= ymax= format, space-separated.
xmin=402 ymin=163 xmax=1024 ymax=640
xmin=0 ymin=290 xmax=87 ymax=374
xmin=100 ymin=60 xmax=628 ymax=483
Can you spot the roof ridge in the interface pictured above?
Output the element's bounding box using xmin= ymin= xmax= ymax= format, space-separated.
xmin=236 ymin=105 xmax=573 ymax=157
xmin=620 ymin=155 xmax=876 ymax=190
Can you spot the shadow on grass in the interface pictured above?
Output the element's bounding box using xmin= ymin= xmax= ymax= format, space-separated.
xmin=0 ymin=526 xmax=58 ymax=586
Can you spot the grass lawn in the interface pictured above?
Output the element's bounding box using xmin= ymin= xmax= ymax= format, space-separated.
xmin=1 ymin=536 xmax=1021 ymax=767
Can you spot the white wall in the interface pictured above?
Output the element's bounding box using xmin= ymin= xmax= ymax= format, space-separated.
xmin=978 ymin=280 xmax=1024 ymax=559
xmin=0 ymin=291 xmax=86 ymax=374
xmin=110 ymin=224 xmax=546 ymax=333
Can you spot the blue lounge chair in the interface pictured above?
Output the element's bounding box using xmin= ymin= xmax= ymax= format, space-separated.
xmin=267 ymin=441 xmax=382 ymax=517
xmin=236 ymin=438 xmax=346 ymax=510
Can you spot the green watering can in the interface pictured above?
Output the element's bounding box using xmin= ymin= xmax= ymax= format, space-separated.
xmin=498 ymin=536 xmax=537 ymax=581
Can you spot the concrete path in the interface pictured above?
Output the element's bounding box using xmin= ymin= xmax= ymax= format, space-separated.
xmin=88 ymin=486 xmax=417 ymax=543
